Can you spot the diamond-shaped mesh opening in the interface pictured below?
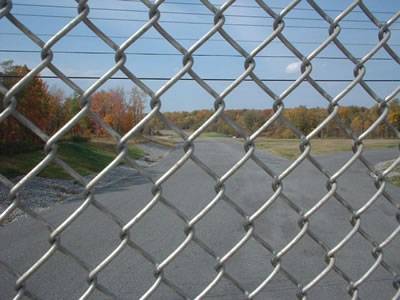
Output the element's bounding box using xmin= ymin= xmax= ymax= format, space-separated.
xmin=128 ymin=201 xmax=188 ymax=261
xmin=194 ymin=199 xmax=247 ymax=255
xmin=163 ymin=241 xmax=218 ymax=298
xmin=307 ymin=196 xmax=355 ymax=246
xmin=223 ymin=237 xmax=276 ymax=291
xmin=225 ymin=159 xmax=275 ymax=211
xmin=280 ymin=233 xmax=328 ymax=281
xmin=23 ymin=250 xmax=88 ymax=300
xmin=59 ymin=202 xmax=122 ymax=266
xmin=96 ymin=245 xmax=156 ymax=299
xmin=253 ymin=196 xmax=299 ymax=249
xmin=335 ymin=232 xmax=380 ymax=277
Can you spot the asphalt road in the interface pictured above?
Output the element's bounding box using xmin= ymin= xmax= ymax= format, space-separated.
xmin=0 ymin=139 xmax=399 ymax=300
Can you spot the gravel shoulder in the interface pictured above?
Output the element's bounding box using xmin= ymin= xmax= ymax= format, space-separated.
xmin=0 ymin=142 xmax=172 ymax=221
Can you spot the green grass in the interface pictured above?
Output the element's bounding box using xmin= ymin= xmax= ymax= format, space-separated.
xmin=154 ymin=130 xmax=228 ymax=143
xmin=0 ymin=141 xmax=144 ymax=179
xmin=391 ymin=176 xmax=400 ymax=186
xmin=200 ymin=132 xmax=228 ymax=138
xmin=255 ymin=138 xmax=398 ymax=159
xmin=143 ymin=136 xmax=177 ymax=148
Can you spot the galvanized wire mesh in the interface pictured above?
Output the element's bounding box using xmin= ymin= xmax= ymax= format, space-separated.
xmin=0 ymin=0 xmax=400 ymax=299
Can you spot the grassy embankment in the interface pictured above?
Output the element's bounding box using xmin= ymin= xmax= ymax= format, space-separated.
xmin=153 ymin=130 xmax=228 ymax=144
xmin=254 ymin=138 xmax=398 ymax=159
xmin=255 ymin=138 xmax=399 ymax=187
xmin=0 ymin=140 xmax=144 ymax=179
xmin=157 ymin=130 xmax=398 ymax=159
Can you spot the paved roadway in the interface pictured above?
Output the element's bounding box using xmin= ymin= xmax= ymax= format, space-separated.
xmin=0 ymin=139 xmax=399 ymax=300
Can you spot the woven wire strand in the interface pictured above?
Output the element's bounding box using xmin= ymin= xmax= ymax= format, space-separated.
xmin=0 ymin=0 xmax=399 ymax=299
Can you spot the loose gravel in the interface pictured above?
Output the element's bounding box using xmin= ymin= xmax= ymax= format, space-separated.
xmin=0 ymin=143 xmax=172 ymax=221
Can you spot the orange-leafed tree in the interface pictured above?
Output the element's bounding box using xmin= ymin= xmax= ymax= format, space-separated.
xmin=388 ymin=99 xmax=400 ymax=132
xmin=0 ymin=60 xmax=61 ymax=149
xmin=91 ymin=89 xmax=123 ymax=135
xmin=90 ymin=86 xmax=146 ymax=135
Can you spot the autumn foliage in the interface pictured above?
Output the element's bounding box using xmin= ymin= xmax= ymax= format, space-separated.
xmin=1 ymin=61 xmax=399 ymax=154
xmin=0 ymin=61 xmax=145 ymax=152
xmin=151 ymin=103 xmax=400 ymax=138
xmin=0 ymin=62 xmax=64 ymax=148
xmin=90 ymin=87 xmax=145 ymax=135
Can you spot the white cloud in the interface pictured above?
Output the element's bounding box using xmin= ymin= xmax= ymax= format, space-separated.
xmin=285 ymin=62 xmax=301 ymax=74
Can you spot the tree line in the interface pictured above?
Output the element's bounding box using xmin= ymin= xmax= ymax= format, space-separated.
xmin=1 ymin=61 xmax=399 ymax=154
xmin=0 ymin=61 xmax=145 ymax=152
xmin=148 ymin=102 xmax=400 ymax=139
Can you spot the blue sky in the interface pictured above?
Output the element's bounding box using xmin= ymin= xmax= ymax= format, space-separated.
xmin=0 ymin=0 xmax=399 ymax=111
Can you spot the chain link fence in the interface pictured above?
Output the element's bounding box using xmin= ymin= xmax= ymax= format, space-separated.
xmin=1 ymin=0 xmax=400 ymax=299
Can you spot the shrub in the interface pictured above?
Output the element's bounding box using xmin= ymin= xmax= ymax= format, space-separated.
xmin=0 ymin=141 xmax=42 ymax=155
xmin=69 ymin=135 xmax=90 ymax=143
